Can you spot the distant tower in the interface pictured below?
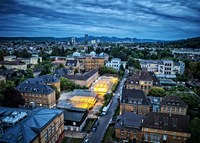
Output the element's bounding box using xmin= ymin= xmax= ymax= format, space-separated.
xmin=85 ymin=34 xmax=88 ymax=44
xmin=71 ymin=37 xmax=76 ymax=44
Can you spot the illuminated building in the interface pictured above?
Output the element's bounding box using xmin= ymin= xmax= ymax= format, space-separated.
xmin=57 ymin=89 xmax=97 ymax=110
xmin=91 ymin=75 xmax=118 ymax=97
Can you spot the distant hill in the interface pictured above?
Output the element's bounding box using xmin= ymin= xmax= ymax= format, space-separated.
xmin=0 ymin=36 xmax=160 ymax=43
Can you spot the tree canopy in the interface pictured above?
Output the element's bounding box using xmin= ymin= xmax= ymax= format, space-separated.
xmin=148 ymin=87 xmax=166 ymax=97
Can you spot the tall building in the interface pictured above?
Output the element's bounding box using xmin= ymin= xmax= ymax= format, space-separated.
xmin=84 ymin=34 xmax=88 ymax=44
xmin=70 ymin=37 xmax=76 ymax=44
xmin=0 ymin=107 xmax=64 ymax=143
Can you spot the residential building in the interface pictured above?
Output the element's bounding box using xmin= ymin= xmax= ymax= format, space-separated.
xmin=120 ymin=89 xmax=151 ymax=115
xmin=139 ymin=59 xmax=185 ymax=78
xmin=115 ymin=112 xmax=146 ymax=142
xmin=0 ymin=107 xmax=64 ymax=143
xmin=3 ymin=55 xmax=16 ymax=61
xmin=54 ymin=68 xmax=69 ymax=78
xmin=64 ymin=69 xmax=99 ymax=88
xmin=142 ymin=112 xmax=191 ymax=143
xmin=160 ymin=95 xmax=188 ymax=115
xmin=63 ymin=108 xmax=88 ymax=132
xmin=0 ymin=60 xmax=27 ymax=70
xmin=126 ymin=71 xmax=161 ymax=94
xmin=106 ymin=58 xmax=126 ymax=71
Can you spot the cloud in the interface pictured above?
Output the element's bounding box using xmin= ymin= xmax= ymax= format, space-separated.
xmin=0 ymin=0 xmax=200 ymax=40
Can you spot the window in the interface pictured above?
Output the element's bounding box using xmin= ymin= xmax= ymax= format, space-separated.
xmin=172 ymin=107 xmax=175 ymax=111
xmin=48 ymin=127 xmax=52 ymax=137
xmin=44 ymin=131 xmax=48 ymax=141
xmin=163 ymin=107 xmax=166 ymax=111
xmin=168 ymin=107 xmax=170 ymax=112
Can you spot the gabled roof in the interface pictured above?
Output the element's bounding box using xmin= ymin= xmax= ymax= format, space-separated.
xmin=121 ymin=89 xmax=150 ymax=106
xmin=24 ymin=75 xmax=59 ymax=84
xmin=0 ymin=107 xmax=63 ymax=143
xmin=142 ymin=112 xmax=190 ymax=133
xmin=160 ymin=95 xmax=188 ymax=108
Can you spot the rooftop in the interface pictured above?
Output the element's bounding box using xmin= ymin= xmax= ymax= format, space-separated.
xmin=0 ymin=107 xmax=63 ymax=143
xmin=121 ymin=89 xmax=150 ymax=106
xmin=115 ymin=112 xmax=145 ymax=130
xmin=142 ymin=112 xmax=190 ymax=133
xmin=160 ymin=95 xmax=188 ymax=108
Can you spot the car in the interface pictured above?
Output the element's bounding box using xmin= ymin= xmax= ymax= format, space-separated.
xmin=91 ymin=127 xmax=97 ymax=132
xmin=83 ymin=138 xmax=90 ymax=143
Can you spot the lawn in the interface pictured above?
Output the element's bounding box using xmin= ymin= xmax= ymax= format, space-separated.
xmin=102 ymin=125 xmax=119 ymax=143
xmin=62 ymin=137 xmax=83 ymax=143
xmin=83 ymin=118 xmax=96 ymax=132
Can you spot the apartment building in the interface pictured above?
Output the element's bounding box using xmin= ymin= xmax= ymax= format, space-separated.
xmin=120 ymin=89 xmax=151 ymax=115
xmin=142 ymin=112 xmax=191 ymax=143
xmin=115 ymin=112 xmax=145 ymax=142
xmin=160 ymin=95 xmax=188 ymax=115
xmin=106 ymin=58 xmax=126 ymax=71
xmin=0 ymin=60 xmax=27 ymax=70
xmin=126 ymin=71 xmax=161 ymax=94
xmin=139 ymin=59 xmax=185 ymax=78
xmin=0 ymin=107 xmax=64 ymax=143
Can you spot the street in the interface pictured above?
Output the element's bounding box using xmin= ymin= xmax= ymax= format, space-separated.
xmin=87 ymin=77 xmax=126 ymax=143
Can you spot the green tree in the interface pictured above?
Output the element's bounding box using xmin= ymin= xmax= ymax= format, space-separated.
xmin=190 ymin=117 xmax=200 ymax=143
xmin=148 ymin=87 xmax=166 ymax=97
xmin=99 ymin=66 xmax=118 ymax=75
xmin=50 ymin=85 xmax=60 ymax=100
xmin=60 ymin=77 xmax=76 ymax=91
xmin=0 ymin=81 xmax=25 ymax=107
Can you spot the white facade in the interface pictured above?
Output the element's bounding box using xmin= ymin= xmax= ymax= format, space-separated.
xmin=140 ymin=59 xmax=185 ymax=78
xmin=106 ymin=58 xmax=126 ymax=71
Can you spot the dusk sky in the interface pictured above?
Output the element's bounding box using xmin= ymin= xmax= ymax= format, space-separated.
xmin=0 ymin=0 xmax=200 ymax=40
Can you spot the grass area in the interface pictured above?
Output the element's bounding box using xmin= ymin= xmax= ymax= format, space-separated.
xmin=113 ymin=105 xmax=120 ymax=119
xmin=102 ymin=125 xmax=119 ymax=143
xmin=83 ymin=118 xmax=96 ymax=133
xmin=62 ymin=137 xmax=83 ymax=143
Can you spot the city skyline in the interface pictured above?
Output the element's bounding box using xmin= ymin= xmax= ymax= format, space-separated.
xmin=0 ymin=0 xmax=200 ymax=40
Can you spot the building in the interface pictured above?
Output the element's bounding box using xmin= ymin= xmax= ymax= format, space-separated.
xmin=147 ymin=96 xmax=162 ymax=112
xmin=139 ymin=59 xmax=185 ymax=78
xmin=126 ymin=71 xmax=161 ymax=94
xmin=120 ymin=89 xmax=151 ymax=115
xmin=85 ymin=34 xmax=88 ymax=44
xmin=65 ymin=58 xmax=84 ymax=74
xmin=115 ymin=112 xmax=146 ymax=142
xmin=3 ymin=55 xmax=16 ymax=61
xmin=0 ymin=60 xmax=27 ymax=70
xmin=54 ymin=68 xmax=69 ymax=78
xmin=57 ymin=89 xmax=97 ymax=110
xmin=77 ymin=55 xmax=106 ymax=71
xmin=106 ymin=58 xmax=126 ymax=71
xmin=0 ymin=107 xmax=64 ymax=143
xmin=160 ymin=95 xmax=188 ymax=115
xmin=17 ymin=83 xmax=56 ymax=108
xmin=142 ymin=112 xmax=191 ymax=143
xmin=25 ymin=75 xmax=60 ymax=92
xmin=64 ymin=69 xmax=99 ymax=88
xmin=63 ymin=108 xmax=88 ymax=132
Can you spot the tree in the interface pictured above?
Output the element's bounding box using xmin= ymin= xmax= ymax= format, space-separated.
xmin=148 ymin=87 xmax=166 ymax=97
xmin=127 ymin=57 xmax=141 ymax=70
xmin=50 ymin=85 xmax=60 ymax=100
xmin=190 ymin=117 xmax=200 ymax=143
xmin=99 ymin=66 xmax=118 ymax=75
xmin=0 ymin=81 xmax=25 ymax=107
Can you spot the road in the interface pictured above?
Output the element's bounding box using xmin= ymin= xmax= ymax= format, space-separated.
xmin=87 ymin=77 xmax=126 ymax=143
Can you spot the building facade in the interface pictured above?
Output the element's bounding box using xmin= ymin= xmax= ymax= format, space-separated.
xmin=106 ymin=58 xmax=126 ymax=71
xmin=140 ymin=59 xmax=185 ymax=78
xmin=120 ymin=89 xmax=151 ymax=115
xmin=142 ymin=112 xmax=191 ymax=143
xmin=160 ymin=95 xmax=188 ymax=115
xmin=0 ymin=107 xmax=64 ymax=143
xmin=126 ymin=71 xmax=161 ymax=94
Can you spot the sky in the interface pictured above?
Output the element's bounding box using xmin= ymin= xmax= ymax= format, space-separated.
xmin=0 ymin=0 xmax=200 ymax=40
